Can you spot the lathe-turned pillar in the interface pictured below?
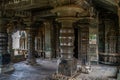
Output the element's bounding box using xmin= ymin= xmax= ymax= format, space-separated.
xmin=51 ymin=0 xmax=90 ymax=76
xmin=0 ymin=18 xmax=14 ymax=73
xmin=52 ymin=6 xmax=87 ymax=76
xmin=7 ymin=30 xmax=14 ymax=59
xmin=57 ymin=19 xmax=77 ymax=76
xmin=118 ymin=6 xmax=120 ymax=53
xmin=26 ymin=27 xmax=36 ymax=65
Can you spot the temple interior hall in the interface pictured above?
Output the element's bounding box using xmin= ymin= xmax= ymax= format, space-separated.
xmin=0 ymin=0 xmax=120 ymax=80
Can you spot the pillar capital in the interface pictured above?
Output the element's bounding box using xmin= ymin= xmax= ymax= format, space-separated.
xmin=25 ymin=26 xmax=38 ymax=35
xmin=56 ymin=17 xmax=80 ymax=24
xmin=52 ymin=5 xmax=89 ymax=18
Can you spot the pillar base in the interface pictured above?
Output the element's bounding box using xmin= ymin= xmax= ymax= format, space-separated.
xmin=0 ymin=64 xmax=14 ymax=73
xmin=57 ymin=58 xmax=77 ymax=76
xmin=26 ymin=58 xmax=36 ymax=65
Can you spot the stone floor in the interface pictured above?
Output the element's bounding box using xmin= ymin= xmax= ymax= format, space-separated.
xmin=0 ymin=59 xmax=118 ymax=80
xmin=0 ymin=59 xmax=57 ymax=80
xmin=76 ymin=65 xmax=117 ymax=80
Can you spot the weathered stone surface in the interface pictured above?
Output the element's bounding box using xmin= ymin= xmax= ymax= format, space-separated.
xmin=0 ymin=59 xmax=118 ymax=80
xmin=0 ymin=32 xmax=14 ymax=73
xmin=57 ymin=58 xmax=77 ymax=76
xmin=0 ymin=59 xmax=57 ymax=80
xmin=26 ymin=28 xmax=36 ymax=65
xmin=76 ymin=65 xmax=117 ymax=80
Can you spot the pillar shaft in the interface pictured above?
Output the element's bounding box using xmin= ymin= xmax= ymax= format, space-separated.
xmin=0 ymin=20 xmax=14 ymax=73
xmin=103 ymin=19 xmax=117 ymax=53
xmin=58 ymin=19 xmax=77 ymax=76
xmin=59 ymin=20 xmax=74 ymax=59
xmin=8 ymin=32 xmax=14 ymax=59
xmin=118 ymin=8 xmax=120 ymax=52
xmin=51 ymin=5 xmax=89 ymax=76
xmin=55 ymin=23 xmax=60 ymax=58
xmin=0 ymin=32 xmax=8 ymax=55
xmin=26 ymin=28 xmax=36 ymax=65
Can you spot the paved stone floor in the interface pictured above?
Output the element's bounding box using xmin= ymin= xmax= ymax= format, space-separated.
xmin=76 ymin=65 xmax=117 ymax=80
xmin=0 ymin=59 xmax=118 ymax=80
xmin=0 ymin=59 xmax=57 ymax=80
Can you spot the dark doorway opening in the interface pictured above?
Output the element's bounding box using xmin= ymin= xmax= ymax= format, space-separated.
xmin=73 ymin=27 xmax=78 ymax=59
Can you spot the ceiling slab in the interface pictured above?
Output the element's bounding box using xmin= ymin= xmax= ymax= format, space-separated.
xmin=92 ymin=0 xmax=117 ymax=13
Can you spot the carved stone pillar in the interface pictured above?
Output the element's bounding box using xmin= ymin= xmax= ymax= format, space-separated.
xmin=51 ymin=4 xmax=90 ymax=76
xmin=44 ymin=21 xmax=53 ymax=58
xmin=88 ymin=16 xmax=99 ymax=64
xmin=104 ymin=20 xmax=117 ymax=53
xmin=57 ymin=19 xmax=77 ymax=76
xmin=0 ymin=19 xmax=14 ymax=73
xmin=8 ymin=31 xmax=14 ymax=59
xmin=99 ymin=13 xmax=119 ymax=65
xmin=54 ymin=22 xmax=61 ymax=58
xmin=118 ymin=7 xmax=120 ymax=53
xmin=26 ymin=27 xmax=36 ymax=65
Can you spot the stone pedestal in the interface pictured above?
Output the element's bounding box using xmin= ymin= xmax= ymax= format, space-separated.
xmin=26 ymin=28 xmax=36 ymax=65
xmin=58 ymin=58 xmax=77 ymax=76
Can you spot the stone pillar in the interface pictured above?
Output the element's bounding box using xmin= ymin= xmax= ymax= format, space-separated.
xmin=104 ymin=20 xmax=117 ymax=53
xmin=26 ymin=27 xmax=36 ymax=65
xmin=56 ymin=25 xmax=60 ymax=58
xmin=118 ymin=7 xmax=120 ymax=53
xmin=98 ymin=19 xmax=105 ymax=53
xmin=55 ymin=22 xmax=61 ymax=58
xmin=8 ymin=31 xmax=14 ymax=59
xmin=44 ymin=21 xmax=52 ymax=59
xmin=57 ymin=19 xmax=77 ymax=76
xmin=116 ymin=2 xmax=120 ymax=79
xmin=89 ymin=15 xmax=99 ymax=64
xmin=51 ymin=4 xmax=90 ymax=76
xmin=52 ymin=6 xmax=88 ymax=76
xmin=0 ymin=19 xmax=14 ymax=73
